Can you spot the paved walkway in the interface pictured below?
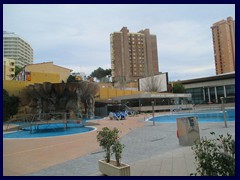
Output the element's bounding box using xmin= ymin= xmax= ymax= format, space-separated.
xmin=3 ymin=115 xmax=146 ymax=176
xmin=3 ymin=114 xmax=235 ymax=176
xmin=128 ymin=146 xmax=195 ymax=176
xmin=30 ymin=121 xmax=234 ymax=176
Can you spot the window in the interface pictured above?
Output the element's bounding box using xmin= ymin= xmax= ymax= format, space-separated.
xmin=226 ymin=85 xmax=235 ymax=97
xmin=185 ymin=88 xmax=204 ymax=104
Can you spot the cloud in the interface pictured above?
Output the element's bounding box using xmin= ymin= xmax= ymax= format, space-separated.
xmin=3 ymin=4 xmax=235 ymax=81
xmin=61 ymin=63 xmax=111 ymax=76
xmin=167 ymin=66 xmax=215 ymax=81
xmin=155 ymin=20 xmax=213 ymax=56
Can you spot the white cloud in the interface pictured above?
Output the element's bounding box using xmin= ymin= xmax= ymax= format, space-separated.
xmin=3 ymin=4 xmax=235 ymax=81
xmin=155 ymin=20 xmax=213 ymax=56
xmin=61 ymin=63 xmax=111 ymax=76
xmin=167 ymin=67 xmax=215 ymax=81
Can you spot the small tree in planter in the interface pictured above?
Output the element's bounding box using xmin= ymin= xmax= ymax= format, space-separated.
xmin=97 ymin=127 xmax=119 ymax=163
xmin=97 ymin=127 xmax=130 ymax=176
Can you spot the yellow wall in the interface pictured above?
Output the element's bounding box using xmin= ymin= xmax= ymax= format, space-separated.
xmin=96 ymin=82 xmax=141 ymax=100
xmin=3 ymin=80 xmax=32 ymax=96
xmin=26 ymin=62 xmax=72 ymax=82
xmin=4 ymin=80 xmax=142 ymax=100
xmin=30 ymin=72 xmax=60 ymax=83
xmin=96 ymin=86 xmax=141 ymax=100
xmin=4 ymin=72 xmax=60 ymax=96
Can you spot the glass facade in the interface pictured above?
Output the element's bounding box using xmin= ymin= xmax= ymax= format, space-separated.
xmin=216 ymin=86 xmax=224 ymax=103
xmin=186 ymin=88 xmax=204 ymax=104
xmin=186 ymin=84 xmax=235 ymax=104
xmin=209 ymin=87 xmax=216 ymax=103
xmin=226 ymin=85 xmax=235 ymax=103
xmin=122 ymin=97 xmax=191 ymax=108
xmin=204 ymin=87 xmax=209 ymax=103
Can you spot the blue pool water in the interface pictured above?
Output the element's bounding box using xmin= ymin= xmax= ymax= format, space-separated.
xmin=148 ymin=109 xmax=235 ymax=123
xmin=3 ymin=123 xmax=95 ymax=139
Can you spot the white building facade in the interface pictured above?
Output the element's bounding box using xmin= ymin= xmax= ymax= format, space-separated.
xmin=3 ymin=31 xmax=34 ymax=67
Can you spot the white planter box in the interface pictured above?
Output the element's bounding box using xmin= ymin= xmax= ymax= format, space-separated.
xmin=98 ymin=159 xmax=130 ymax=176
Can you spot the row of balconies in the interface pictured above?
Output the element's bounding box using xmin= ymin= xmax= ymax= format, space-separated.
xmin=4 ymin=48 xmax=33 ymax=56
xmin=4 ymin=52 xmax=32 ymax=61
xmin=4 ymin=38 xmax=31 ymax=46
xmin=4 ymin=41 xmax=33 ymax=51
xmin=3 ymin=40 xmax=18 ymax=44
xmin=4 ymin=47 xmax=33 ymax=55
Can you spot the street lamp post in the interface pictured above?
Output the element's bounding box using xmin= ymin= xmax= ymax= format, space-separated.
xmin=152 ymin=100 xmax=155 ymax=126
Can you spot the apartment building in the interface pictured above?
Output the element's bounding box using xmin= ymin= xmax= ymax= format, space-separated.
xmin=3 ymin=31 xmax=34 ymax=67
xmin=211 ymin=17 xmax=235 ymax=75
xmin=110 ymin=27 xmax=159 ymax=84
xmin=3 ymin=58 xmax=15 ymax=80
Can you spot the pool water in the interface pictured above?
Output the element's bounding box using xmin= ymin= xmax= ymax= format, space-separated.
xmin=148 ymin=109 xmax=235 ymax=123
xmin=3 ymin=123 xmax=95 ymax=139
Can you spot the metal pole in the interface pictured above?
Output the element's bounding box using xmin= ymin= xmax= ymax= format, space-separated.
xmin=64 ymin=113 xmax=67 ymax=130
xmin=214 ymin=87 xmax=218 ymax=103
xmin=220 ymin=97 xmax=227 ymax=128
xmin=152 ymin=100 xmax=155 ymax=126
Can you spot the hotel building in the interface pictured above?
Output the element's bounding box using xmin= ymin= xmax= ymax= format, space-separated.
xmin=211 ymin=17 xmax=235 ymax=74
xmin=3 ymin=31 xmax=34 ymax=67
xmin=110 ymin=27 xmax=159 ymax=84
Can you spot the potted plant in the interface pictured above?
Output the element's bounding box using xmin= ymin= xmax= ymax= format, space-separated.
xmin=112 ymin=141 xmax=124 ymax=167
xmin=97 ymin=127 xmax=130 ymax=176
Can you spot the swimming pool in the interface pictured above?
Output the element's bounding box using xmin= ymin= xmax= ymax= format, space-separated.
xmin=3 ymin=123 xmax=96 ymax=139
xmin=148 ymin=109 xmax=235 ymax=123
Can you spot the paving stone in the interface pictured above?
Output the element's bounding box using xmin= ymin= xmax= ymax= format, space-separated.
xmin=27 ymin=121 xmax=235 ymax=176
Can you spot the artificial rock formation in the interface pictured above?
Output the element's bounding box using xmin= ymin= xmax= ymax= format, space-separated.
xmin=19 ymin=81 xmax=99 ymax=119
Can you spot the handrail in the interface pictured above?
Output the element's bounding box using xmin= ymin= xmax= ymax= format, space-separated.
xmin=122 ymin=103 xmax=137 ymax=114
xmin=4 ymin=112 xmax=94 ymax=132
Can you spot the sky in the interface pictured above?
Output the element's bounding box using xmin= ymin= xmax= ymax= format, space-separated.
xmin=3 ymin=4 xmax=235 ymax=81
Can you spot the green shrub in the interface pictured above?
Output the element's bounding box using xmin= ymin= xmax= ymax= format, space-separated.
xmin=112 ymin=141 xmax=125 ymax=167
xmin=172 ymin=82 xmax=185 ymax=93
xmin=3 ymin=89 xmax=20 ymax=121
xmin=191 ymin=132 xmax=235 ymax=176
